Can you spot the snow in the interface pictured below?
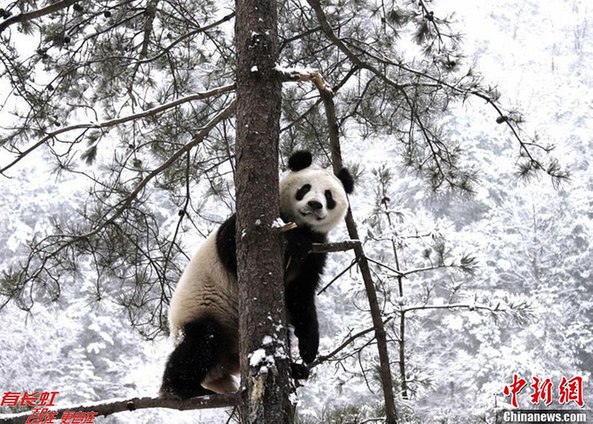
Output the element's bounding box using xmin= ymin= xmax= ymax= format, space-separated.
xmin=249 ymin=348 xmax=269 ymax=368
xmin=274 ymin=64 xmax=319 ymax=75
xmin=271 ymin=217 xmax=285 ymax=228
xmin=1 ymin=0 xmax=593 ymax=422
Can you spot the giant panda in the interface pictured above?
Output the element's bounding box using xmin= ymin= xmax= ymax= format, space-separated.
xmin=160 ymin=150 xmax=354 ymax=399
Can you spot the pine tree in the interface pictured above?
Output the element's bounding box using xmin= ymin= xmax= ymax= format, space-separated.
xmin=0 ymin=0 xmax=574 ymax=421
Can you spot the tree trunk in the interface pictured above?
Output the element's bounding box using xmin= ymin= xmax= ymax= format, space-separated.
xmin=234 ymin=0 xmax=294 ymax=422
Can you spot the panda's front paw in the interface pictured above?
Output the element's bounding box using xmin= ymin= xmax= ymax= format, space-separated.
xmin=290 ymin=362 xmax=310 ymax=380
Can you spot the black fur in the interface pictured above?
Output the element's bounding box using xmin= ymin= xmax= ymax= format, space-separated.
xmin=337 ymin=167 xmax=354 ymax=194
xmin=216 ymin=214 xmax=237 ymax=276
xmin=288 ymin=150 xmax=313 ymax=171
xmin=324 ymin=190 xmax=336 ymax=210
xmin=162 ymin=215 xmax=324 ymax=398
xmin=283 ymin=225 xmax=327 ymax=363
xmin=290 ymin=362 xmax=310 ymax=380
xmin=160 ymin=316 xmax=229 ymax=399
xmin=295 ymin=183 xmax=311 ymax=201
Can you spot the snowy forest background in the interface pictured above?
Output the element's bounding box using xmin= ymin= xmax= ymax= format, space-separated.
xmin=1 ymin=0 xmax=592 ymax=422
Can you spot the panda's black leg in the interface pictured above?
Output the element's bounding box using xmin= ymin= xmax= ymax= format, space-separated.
xmin=286 ymin=289 xmax=320 ymax=364
xmin=160 ymin=316 xmax=225 ymax=399
xmin=295 ymin=309 xmax=319 ymax=364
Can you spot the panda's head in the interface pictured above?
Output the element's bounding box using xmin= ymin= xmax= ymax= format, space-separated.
xmin=279 ymin=151 xmax=354 ymax=234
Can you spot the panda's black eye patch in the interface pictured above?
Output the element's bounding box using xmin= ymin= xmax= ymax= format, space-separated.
xmin=296 ymin=184 xmax=311 ymax=201
xmin=325 ymin=190 xmax=336 ymax=210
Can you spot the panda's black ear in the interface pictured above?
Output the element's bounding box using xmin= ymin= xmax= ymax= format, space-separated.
xmin=288 ymin=150 xmax=312 ymax=171
xmin=337 ymin=168 xmax=354 ymax=194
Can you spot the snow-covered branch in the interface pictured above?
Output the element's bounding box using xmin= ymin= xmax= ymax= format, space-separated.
xmin=402 ymin=302 xmax=509 ymax=314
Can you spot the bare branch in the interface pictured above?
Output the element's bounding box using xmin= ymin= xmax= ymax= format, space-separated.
xmin=400 ymin=263 xmax=465 ymax=277
xmin=291 ymin=50 xmax=398 ymax=422
xmin=365 ymin=256 xmax=405 ymax=277
xmin=0 ymin=0 xmax=78 ymax=34
xmin=317 ymin=258 xmax=358 ymax=295
xmin=311 ymin=315 xmax=395 ymax=367
xmin=310 ymin=240 xmax=360 ymax=253
xmin=0 ymin=394 xmax=239 ymax=424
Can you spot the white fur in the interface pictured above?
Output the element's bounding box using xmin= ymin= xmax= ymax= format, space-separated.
xmin=168 ymin=231 xmax=238 ymax=345
xmin=279 ymin=165 xmax=349 ymax=234
xmin=167 ymin=230 xmax=240 ymax=393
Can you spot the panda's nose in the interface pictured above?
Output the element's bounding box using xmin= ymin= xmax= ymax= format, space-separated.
xmin=308 ymin=200 xmax=323 ymax=210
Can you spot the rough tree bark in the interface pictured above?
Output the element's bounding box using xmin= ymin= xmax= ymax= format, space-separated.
xmin=235 ymin=0 xmax=294 ymax=423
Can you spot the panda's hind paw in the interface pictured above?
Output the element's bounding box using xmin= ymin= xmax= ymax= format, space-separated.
xmin=290 ymin=362 xmax=310 ymax=380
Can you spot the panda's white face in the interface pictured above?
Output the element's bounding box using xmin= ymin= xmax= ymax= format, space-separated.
xmin=279 ymin=165 xmax=349 ymax=234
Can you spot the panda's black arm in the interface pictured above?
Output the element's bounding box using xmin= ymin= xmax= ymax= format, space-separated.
xmin=286 ymin=277 xmax=321 ymax=364
xmin=283 ymin=226 xmax=327 ymax=266
xmin=216 ymin=213 xmax=238 ymax=277
xmin=216 ymin=215 xmax=326 ymax=278
xmin=284 ymin=227 xmax=326 ymax=364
